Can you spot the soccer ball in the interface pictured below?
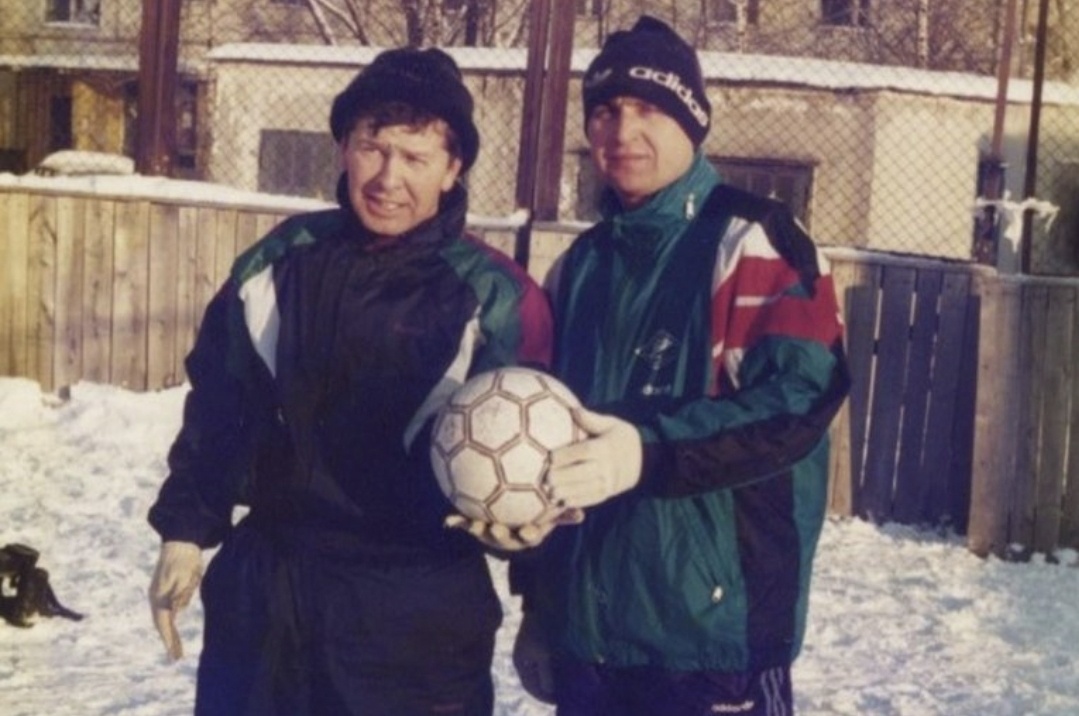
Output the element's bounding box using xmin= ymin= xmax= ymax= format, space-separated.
xmin=430 ymin=366 xmax=585 ymax=526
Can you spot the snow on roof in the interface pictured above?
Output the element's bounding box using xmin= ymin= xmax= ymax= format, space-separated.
xmin=690 ymin=50 xmax=1079 ymax=106
xmin=0 ymin=53 xmax=138 ymax=72
xmin=207 ymin=43 xmax=530 ymax=72
xmin=4 ymin=41 xmax=1075 ymax=105
xmin=208 ymin=42 xmax=1079 ymax=106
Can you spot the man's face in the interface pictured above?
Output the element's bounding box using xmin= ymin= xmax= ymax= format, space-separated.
xmin=339 ymin=119 xmax=462 ymax=239
xmin=586 ymin=96 xmax=695 ymax=209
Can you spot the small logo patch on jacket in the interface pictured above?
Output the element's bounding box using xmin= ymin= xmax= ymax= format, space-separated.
xmin=635 ymin=330 xmax=678 ymax=397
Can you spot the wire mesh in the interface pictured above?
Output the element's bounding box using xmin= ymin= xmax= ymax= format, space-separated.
xmin=0 ymin=0 xmax=1076 ymax=272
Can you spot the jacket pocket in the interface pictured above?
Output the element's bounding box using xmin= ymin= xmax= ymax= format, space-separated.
xmin=675 ymin=495 xmax=748 ymax=632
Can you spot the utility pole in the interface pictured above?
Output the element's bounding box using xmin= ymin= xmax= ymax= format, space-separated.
xmin=973 ymin=0 xmax=1020 ymax=265
xmin=513 ymin=0 xmax=575 ymax=265
xmin=1019 ymin=0 xmax=1052 ymax=273
xmin=135 ymin=0 xmax=182 ymax=175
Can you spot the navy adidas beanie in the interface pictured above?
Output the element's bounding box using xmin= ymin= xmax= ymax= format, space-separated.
xmin=330 ymin=47 xmax=480 ymax=172
xmin=582 ymin=15 xmax=711 ymax=146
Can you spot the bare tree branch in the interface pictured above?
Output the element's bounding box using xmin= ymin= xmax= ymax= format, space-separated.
xmin=310 ymin=0 xmax=367 ymax=43
xmin=302 ymin=0 xmax=339 ymax=45
xmin=291 ymin=0 xmax=528 ymax=48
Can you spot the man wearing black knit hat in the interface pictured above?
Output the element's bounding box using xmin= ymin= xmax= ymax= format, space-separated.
xmin=498 ymin=15 xmax=850 ymax=716
xmin=147 ymin=47 xmax=553 ymax=715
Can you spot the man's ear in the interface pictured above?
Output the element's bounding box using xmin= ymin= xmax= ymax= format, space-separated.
xmin=441 ymin=156 xmax=464 ymax=192
xmin=338 ymin=139 xmax=349 ymax=172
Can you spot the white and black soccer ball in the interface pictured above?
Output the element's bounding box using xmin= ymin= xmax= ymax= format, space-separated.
xmin=430 ymin=366 xmax=585 ymax=526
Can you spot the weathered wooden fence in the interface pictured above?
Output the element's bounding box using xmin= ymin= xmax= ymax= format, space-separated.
xmin=1 ymin=184 xmax=1076 ymax=559
xmin=0 ymin=184 xmax=515 ymax=392
xmin=0 ymin=188 xmax=291 ymax=391
xmin=968 ymin=275 xmax=1079 ymax=559
xmin=825 ymin=250 xmax=984 ymax=532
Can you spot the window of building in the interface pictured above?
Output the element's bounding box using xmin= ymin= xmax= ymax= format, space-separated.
xmin=259 ymin=130 xmax=339 ymax=201
xmin=576 ymin=0 xmax=602 ymax=18
xmin=46 ymin=0 xmax=101 ymax=25
xmin=120 ymin=81 xmax=198 ymax=173
xmin=49 ymin=95 xmax=73 ymax=152
xmin=175 ymin=81 xmax=199 ymax=172
xmin=821 ymin=0 xmax=870 ymax=27
xmin=708 ymin=0 xmax=760 ymax=25
xmin=713 ymin=157 xmax=814 ymax=226
xmin=123 ymin=81 xmax=138 ymax=158
xmin=0 ymin=149 xmax=27 ymax=174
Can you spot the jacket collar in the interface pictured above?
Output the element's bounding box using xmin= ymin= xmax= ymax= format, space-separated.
xmin=596 ymin=153 xmax=720 ymax=258
xmin=599 ymin=153 xmax=720 ymax=227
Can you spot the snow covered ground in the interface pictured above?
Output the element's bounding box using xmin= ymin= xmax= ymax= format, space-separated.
xmin=1 ymin=377 xmax=1077 ymax=716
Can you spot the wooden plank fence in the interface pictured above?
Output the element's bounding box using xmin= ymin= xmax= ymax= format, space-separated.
xmin=969 ymin=275 xmax=1079 ymax=559
xmin=2 ymin=185 xmax=1077 ymax=560
xmin=826 ymin=250 xmax=983 ymax=533
xmin=0 ymin=188 xmax=295 ymax=391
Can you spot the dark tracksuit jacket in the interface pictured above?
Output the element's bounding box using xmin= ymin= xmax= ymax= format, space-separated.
xmin=147 ymin=185 xmax=552 ymax=715
xmin=515 ymin=155 xmax=850 ymax=674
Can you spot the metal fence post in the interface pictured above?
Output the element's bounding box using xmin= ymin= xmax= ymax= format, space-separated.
xmin=514 ymin=0 xmax=575 ymax=267
xmin=136 ymin=0 xmax=182 ymax=176
xmin=972 ymin=0 xmax=1020 ymax=266
xmin=1019 ymin=0 xmax=1052 ymax=274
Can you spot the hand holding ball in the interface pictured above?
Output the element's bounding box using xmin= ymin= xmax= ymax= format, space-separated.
xmin=430 ymin=367 xmax=585 ymax=527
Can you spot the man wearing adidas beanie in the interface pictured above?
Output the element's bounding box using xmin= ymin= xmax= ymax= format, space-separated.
xmin=147 ymin=47 xmax=553 ymax=715
xmin=506 ymin=15 xmax=850 ymax=716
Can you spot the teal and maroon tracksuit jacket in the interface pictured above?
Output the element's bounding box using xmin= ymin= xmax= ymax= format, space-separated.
xmin=516 ymin=154 xmax=850 ymax=674
xmin=148 ymin=184 xmax=552 ymax=715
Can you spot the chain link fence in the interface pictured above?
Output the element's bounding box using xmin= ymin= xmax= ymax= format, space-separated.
xmin=1 ymin=0 xmax=1077 ymax=272
xmin=581 ymin=1 xmax=1079 ymax=272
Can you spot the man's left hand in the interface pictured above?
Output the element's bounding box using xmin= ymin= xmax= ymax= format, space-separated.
xmin=545 ymin=408 xmax=642 ymax=509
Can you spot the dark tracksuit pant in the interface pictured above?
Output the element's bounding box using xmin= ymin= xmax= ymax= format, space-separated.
xmin=195 ymin=521 xmax=501 ymax=716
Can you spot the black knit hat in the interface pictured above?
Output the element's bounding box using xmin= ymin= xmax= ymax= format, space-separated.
xmin=330 ymin=47 xmax=480 ymax=172
xmin=582 ymin=15 xmax=711 ymax=146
